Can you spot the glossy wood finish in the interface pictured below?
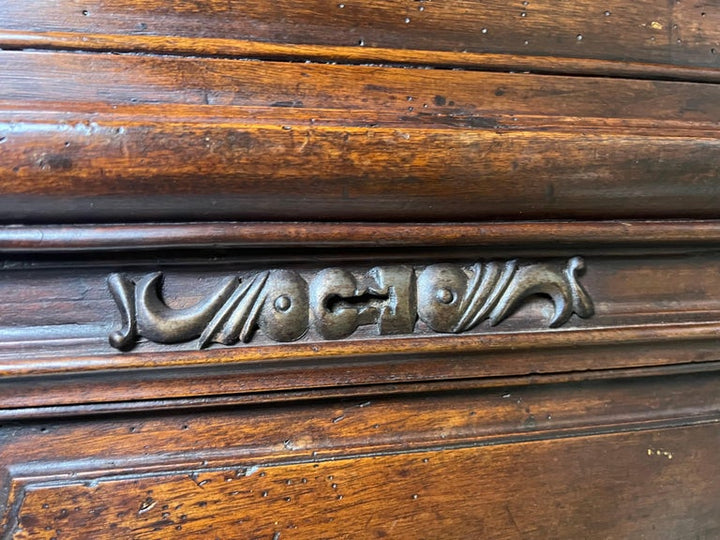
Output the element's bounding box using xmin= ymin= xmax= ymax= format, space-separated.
xmin=1 ymin=0 xmax=718 ymax=77
xmin=4 ymin=220 xmax=720 ymax=252
xmin=1 ymin=49 xmax=719 ymax=222
xmin=2 ymin=0 xmax=720 ymax=536
xmin=3 ymin=372 xmax=720 ymax=538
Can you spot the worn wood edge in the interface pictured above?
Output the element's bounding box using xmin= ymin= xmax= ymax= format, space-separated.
xmin=2 ymin=321 xmax=719 ymax=378
xmin=3 ymin=220 xmax=720 ymax=251
xmin=6 ymin=370 xmax=720 ymax=465
xmin=5 ymin=418 xmax=718 ymax=484
xmin=2 ymin=337 xmax=718 ymax=409
xmin=2 ymin=102 xmax=718 ymax=134
xmin=4 ymin=374 xmax=720 ymax=481
xmin=2 ymin=30 xmax=719 ymax=83
xmin=2 ymin=113 xmax=719 ymax=223
xmin=4 ymin=421 xmax=720 ymax=538
xmin=3 ymin=360 xmax=720 ymax=420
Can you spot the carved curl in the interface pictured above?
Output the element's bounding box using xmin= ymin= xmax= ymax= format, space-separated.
xmin=108 ymin=258 xmax=593 ymax=351
xmin=416 ymin=257 xmax=593 ymax=333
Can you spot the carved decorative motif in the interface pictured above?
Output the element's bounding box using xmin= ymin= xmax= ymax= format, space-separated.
xmin=108 ymin=257 xmax=593 ymax=350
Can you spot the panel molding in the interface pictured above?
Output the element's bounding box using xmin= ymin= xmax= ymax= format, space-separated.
xmin=4 ymin=220 xmax=720 ymax=252
xmin=2 ymin=371 xmax=720 ymax=536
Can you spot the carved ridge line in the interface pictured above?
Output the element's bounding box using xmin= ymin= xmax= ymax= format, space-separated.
xmin=108 ymin=257 xmax=593 ymax=351
xmin=5 ymin=221 xmax=720 ymax=251
xmin=4 ymin=322 xmax=720 ymax=377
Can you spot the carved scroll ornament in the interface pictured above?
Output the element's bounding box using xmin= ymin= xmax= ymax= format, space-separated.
xmin=108 ymin=257 xmax=593 ymax=351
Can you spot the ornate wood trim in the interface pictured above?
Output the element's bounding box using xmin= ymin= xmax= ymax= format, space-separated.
xmin=108 ymin=257 xmax=593 ymax=350
xmin=5 ymin=221 xmax=720 ymax=251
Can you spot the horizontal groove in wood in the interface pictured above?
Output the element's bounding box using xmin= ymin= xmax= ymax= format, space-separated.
xmin=0 ymin=0 xmax=718 ymax=76
xmin=3 ymin=360 xmax=720 ymax=418
xmin=4 ymin=51 xmax=718 ymax=121
xmin=3 ymin=220 xmax=720 ymax=252
xmin=2 ymin=336 xmax=720 ymax=410
xmin=2 ymin=321 xmax=719 ymax=378
xmin=3 ymin=371 xmax=719 ymax=475
xmin=2 ymin=31 xmax=720 ymax=84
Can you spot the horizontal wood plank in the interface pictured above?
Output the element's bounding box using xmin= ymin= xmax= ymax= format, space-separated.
xmin=5 ymin=220 xmax=720 ymax=252
xmin=1 ymin=52 xmax=718 ymax=222
xmin=4 ymin=52 xmax=719 ymax=120
xmin=1 ymin=51 xmax=718 ymax=223
xmin=3 ymin=375 xmax=720 ymax=537
xmin=0 ymin=0 xmax=718 ymax=78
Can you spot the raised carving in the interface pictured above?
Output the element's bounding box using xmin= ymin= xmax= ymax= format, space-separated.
xmin=416 ymin=257 xmax=593 ymax=333
xmin=108 ymin=258 xmax=593 ymax=350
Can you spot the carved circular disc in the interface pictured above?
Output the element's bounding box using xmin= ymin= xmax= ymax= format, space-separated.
xmin=259 ymin=270 xmax=309 ymax=342
xmin=417 ymin=264 xmax=468 ymax=333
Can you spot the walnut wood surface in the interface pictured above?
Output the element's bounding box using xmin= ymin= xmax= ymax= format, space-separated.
xmin=2 ymin=0 xmax=719 ymax=536
xmin=1 ymin=0 xmax=718 ymax=77
xmin=1 ymin=51 xmax=718 ymax=222
xmin=2 ymin=372 xmax=720 ymax=538
xmin=4 ymin=220 xmax=720 ymax=252
xmin=2 ymin=246 xmax=720 ymax=411
xmin=10 ymin=428 xmax=720 ymax=539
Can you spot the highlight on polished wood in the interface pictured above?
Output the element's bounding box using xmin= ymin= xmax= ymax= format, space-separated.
xmin=1 ymin=0 xmax=719 ymax=537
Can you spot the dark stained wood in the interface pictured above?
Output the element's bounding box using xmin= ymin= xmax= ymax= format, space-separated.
xmin=1 ymin=0 xmax=719 ymax=535
xmin=3 ymin=328 xmax=720 ymax=410
xmin=2 ymin=250 xmax=720 ymax=381
xmin=4 ymin=220 xmax=720 ymax=251
xmin=1 ymin=0 xmax=718 ymax=77
xmin=0 ymin=51 xmax=718 ymax=222
xmin=2 ymin=373 xmax=720 ymax=537
xmin=4 ymin=361 xmax=719 ymax=420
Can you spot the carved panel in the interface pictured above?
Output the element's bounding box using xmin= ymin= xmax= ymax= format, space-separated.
xmin=108 ymin=257 xmax=593 ymax=350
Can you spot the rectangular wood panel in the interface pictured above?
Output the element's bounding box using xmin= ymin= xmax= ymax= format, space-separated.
xmin=2 ymin=1 xmax=719 ymax=536
xmin=2 ymin=375 xmax=720 ymax=538
xmin=10 ymin=428 xmax=720 ymax=539
xmin=0 ymin=0 xmax=718 ymax=76
xmin=0 ymin=51 xmax=718 ymax=222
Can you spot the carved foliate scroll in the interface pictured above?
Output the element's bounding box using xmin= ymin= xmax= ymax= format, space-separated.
xmin=108 ymin=257 xmax=593 ymax=350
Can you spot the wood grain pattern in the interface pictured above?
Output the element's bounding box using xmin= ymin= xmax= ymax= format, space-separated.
xmin=2 ymin=0 xmax=719 ymax=534
xmin=3 ymin=122 xmax=717 ymax=222
xmin=10 ymin=428 xmax=720 ymax=539
xmin=1 ymin=51 xmax=717 ymax=222
xmin=5 ymin=51 xmax=719 ymax=119
xmin=4 ymin=220 xmax=720 ymax=252
xmin=0 ymin=0 xmax=718 ymax=77
xmin=2 ymin=31 xmax=720 ymax=84
xmin=2 ymin=372 xmax=720 ymax=537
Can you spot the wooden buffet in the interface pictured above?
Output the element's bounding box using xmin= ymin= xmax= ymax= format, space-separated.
xmin=1 ymin=1 xmax=719 ymax=537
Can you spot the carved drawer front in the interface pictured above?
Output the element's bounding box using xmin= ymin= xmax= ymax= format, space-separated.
xmin=2 ymin=233 xmax=720 ymax=408
xmin=3 ymin=372 xmax=720 ymax=538
xmin=1 ymin=0 xmax=719 ymax=536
